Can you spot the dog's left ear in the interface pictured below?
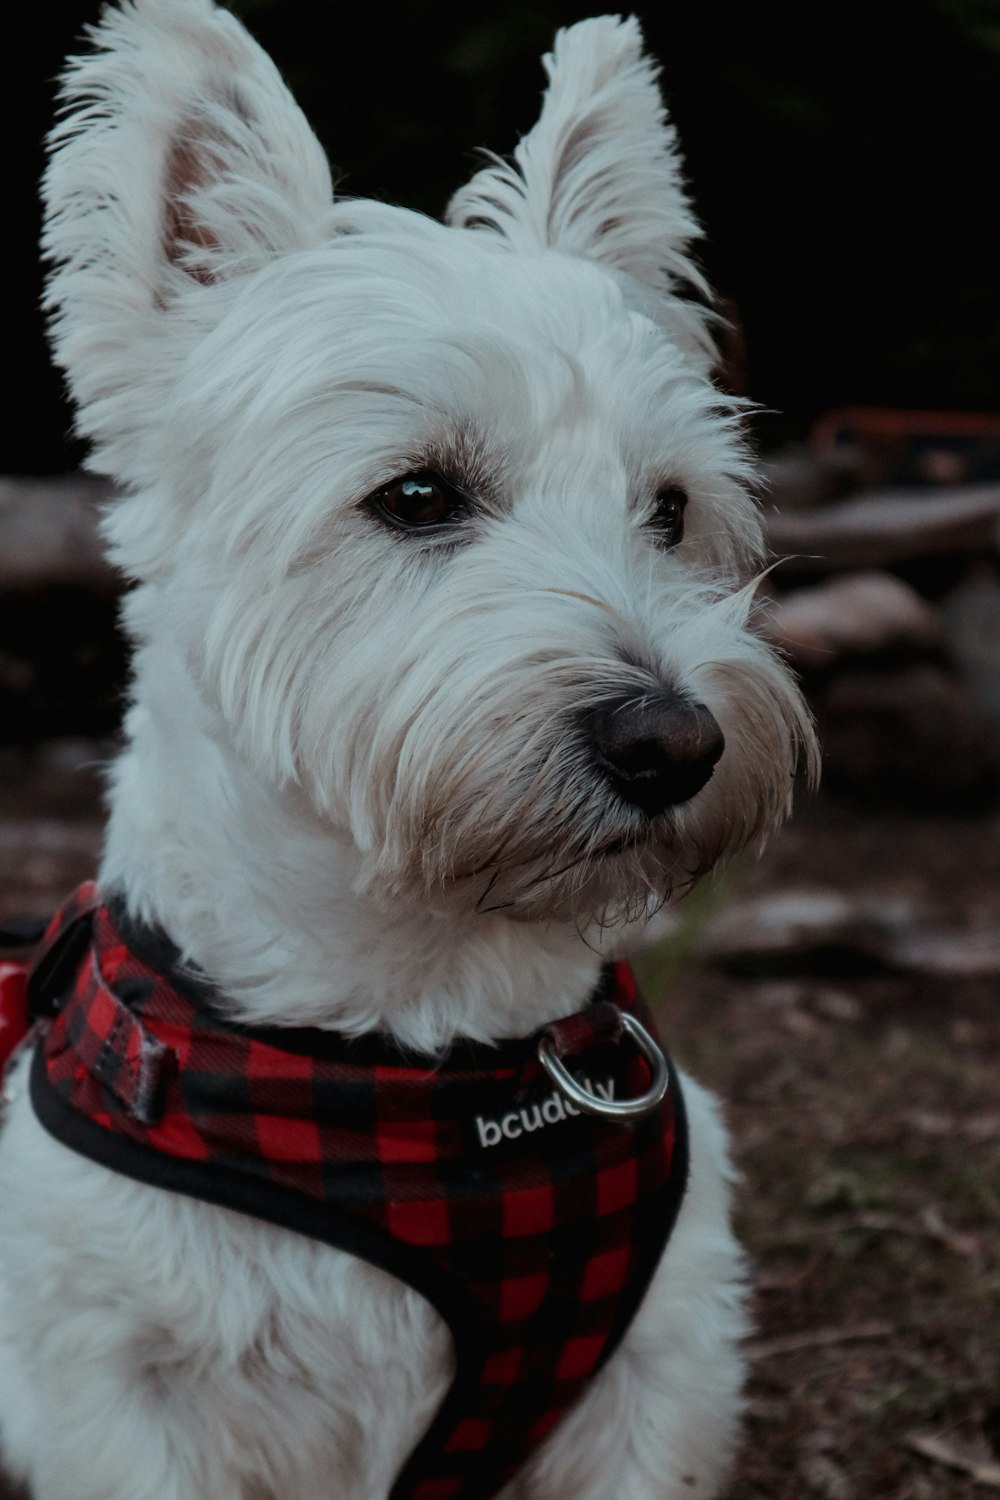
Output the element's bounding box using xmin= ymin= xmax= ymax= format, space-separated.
xmin=447 ymin=16 xmax=703 ymax=303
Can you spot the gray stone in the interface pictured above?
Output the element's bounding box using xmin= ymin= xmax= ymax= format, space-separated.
xmin=766 ymin=483 xmax=1000 ymax=571
xmin=765 ymin=571 xmax=944 ymax=670
xmin=0 ymin=474 xmax=117 ymax=593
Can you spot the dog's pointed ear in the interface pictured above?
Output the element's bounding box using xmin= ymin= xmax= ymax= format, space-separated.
xmin=43 ymin=0 xmax=333 ymax=482
xmin=447 ymin=16 xmax=703 ymax=300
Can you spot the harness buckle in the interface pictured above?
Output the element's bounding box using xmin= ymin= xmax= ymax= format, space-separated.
xmin=536 ymin=1009 xmax=669 ymax=1122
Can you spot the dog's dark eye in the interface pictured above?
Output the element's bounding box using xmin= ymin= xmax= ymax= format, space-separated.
xmin=649 ymin=486 xmax=687 ymax=547
xmin=368 ymin=472 xmax=468 ymax=532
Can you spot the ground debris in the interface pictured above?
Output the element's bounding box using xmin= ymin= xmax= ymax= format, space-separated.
xmin=847 ymin=1207 xmax=982 ymax=1259
xmin=906 ymin=1432 xmax=1000 ymax=1487
xmin=636 ymin=791 xmax=1000 ymax=1500
xmin=747 ymin=1321 xmax=894 ymax=1362
xmin=798 ymin=1451 xmax=851 ymax=1499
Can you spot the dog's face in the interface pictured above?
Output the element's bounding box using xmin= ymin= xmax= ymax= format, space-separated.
xmin=44 ymin=1 xmax=817 ymax=927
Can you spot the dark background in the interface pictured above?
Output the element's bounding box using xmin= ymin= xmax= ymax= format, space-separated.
xmin=7 ymin=0 xmax=1000 ymax=475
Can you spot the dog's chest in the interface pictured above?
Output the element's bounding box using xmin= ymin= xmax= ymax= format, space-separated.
xmin=1 ymin=1086 xmax=454 ymax=1499
xmin=152 ymin=1204 xmax=456 ymax=1498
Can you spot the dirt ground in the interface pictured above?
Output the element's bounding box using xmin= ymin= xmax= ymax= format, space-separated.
xmin=636 ymin=793 xmax=1000 ymax=1499
xmin=1 ymin=744 xmax=998 ymax=1498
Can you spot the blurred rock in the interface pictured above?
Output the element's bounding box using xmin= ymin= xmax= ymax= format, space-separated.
xmin=819 ymin=663 xmax=998 ymax=803
xmin=940 ymin=563 xmax=1000 ymax=724
xmin=704 ymin=887 xmax=907 ymax=975
xmin=0 ymin=474 xmax=117 ymax=593
xmin=766 ymin=483 xmax=1000 ymax=571
xmin=0 ymin=742 xmax=106 ymax=924
xmin=799 ymin=1452 xmax=850 ymax=1500
xmin=0 ymin=478 xmax=126 ymax=742
xmin=766 ymin=571 xmax=944 ymax=671
xmin=704 ymin=886 xmax=1000 ymax=979
xmin=760 ymin=443 xmax=862 ymax=510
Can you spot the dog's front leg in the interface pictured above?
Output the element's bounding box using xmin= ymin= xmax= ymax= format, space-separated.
xmin=503 ymin=1076 xmax=748 ymax=1500
xmin=0 ymin=1070 xmax=452 ymax=1500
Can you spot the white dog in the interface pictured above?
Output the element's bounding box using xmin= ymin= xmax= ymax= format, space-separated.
xmin=0 ymin=4 xmax=817 ymax=1498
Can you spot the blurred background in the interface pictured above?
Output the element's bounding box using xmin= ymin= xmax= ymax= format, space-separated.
xmin=2 ymin=3 xmax=999 ymax=1496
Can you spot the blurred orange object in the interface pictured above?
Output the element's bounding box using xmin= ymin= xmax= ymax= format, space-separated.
xmin=812 ymin=407 xmax=1000 ymax=489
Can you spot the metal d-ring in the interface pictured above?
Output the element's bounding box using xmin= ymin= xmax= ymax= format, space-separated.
xmin=536 ymin=1010 xmax=669 ymax=1122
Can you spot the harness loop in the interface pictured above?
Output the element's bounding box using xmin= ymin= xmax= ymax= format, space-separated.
xmin=537 ymin=1009 xmax=669 ymax=1121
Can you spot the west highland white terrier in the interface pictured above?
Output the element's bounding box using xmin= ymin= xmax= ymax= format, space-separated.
xmin=0 ymin=4 xmax=818 ymax=1497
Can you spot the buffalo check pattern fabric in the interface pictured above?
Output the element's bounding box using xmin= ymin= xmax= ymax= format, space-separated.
xmin=25 ymin=885 xmax=689 ymax=1500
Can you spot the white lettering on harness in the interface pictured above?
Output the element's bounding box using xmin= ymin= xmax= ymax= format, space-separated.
xmin=475 ymin=1077 xmax=615 ymax=1148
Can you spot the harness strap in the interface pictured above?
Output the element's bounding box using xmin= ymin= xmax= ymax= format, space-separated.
xmin=539 ymin=999 xmax=624 ymax=1058
xmin=26 ymin=887 xmax=687 ymax=1500
xmin=26 ymin=880 xmax=102 ymax=1019
xmin=26 ymin=882 xmax=173 ymax=1125
xmin=57 ymin=951 xmax=174 ymax=1126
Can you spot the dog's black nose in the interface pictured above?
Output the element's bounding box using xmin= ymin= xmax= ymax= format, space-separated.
xmin=588 ymin=692 xmax=725 ymax=816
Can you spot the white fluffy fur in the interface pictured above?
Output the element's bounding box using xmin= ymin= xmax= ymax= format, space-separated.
xmin=0 ymin=4 xmax=818 ymax=1496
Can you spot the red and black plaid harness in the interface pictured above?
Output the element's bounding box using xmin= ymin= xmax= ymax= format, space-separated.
xmin=0 ymin=884 xmax=688 ymax=1500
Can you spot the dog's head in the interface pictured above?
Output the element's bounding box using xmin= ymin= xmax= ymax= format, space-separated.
xmin=45 ymin=0 xmax=818 ymax=927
